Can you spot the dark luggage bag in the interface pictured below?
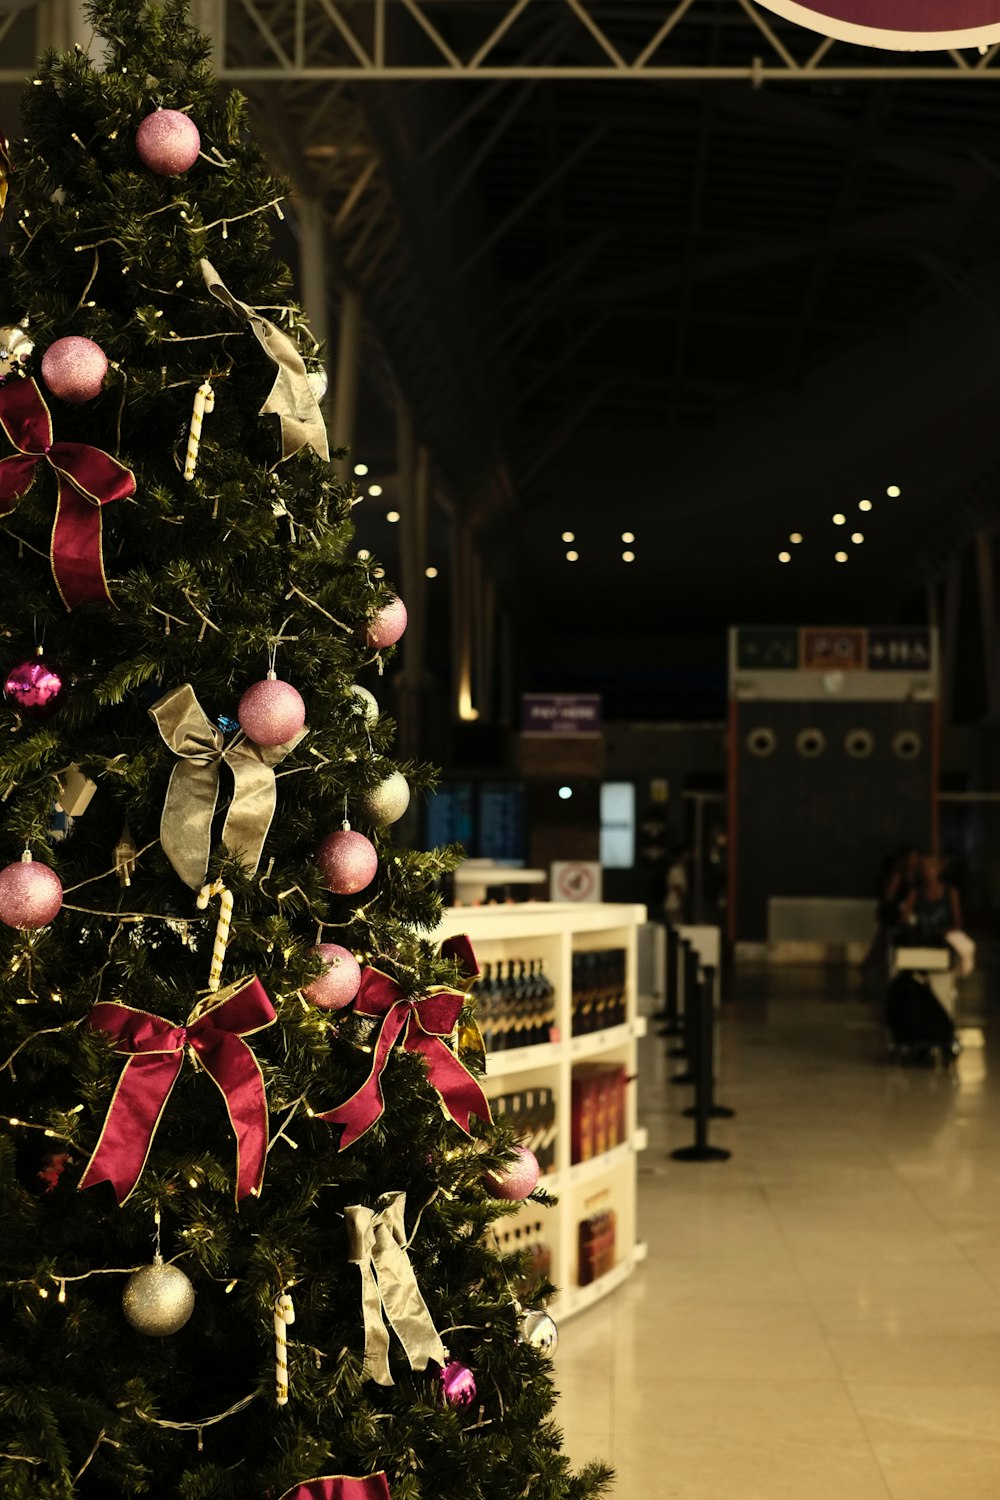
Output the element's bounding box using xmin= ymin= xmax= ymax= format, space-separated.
xmin=884 ymin=970 xmax=956 ymax=1062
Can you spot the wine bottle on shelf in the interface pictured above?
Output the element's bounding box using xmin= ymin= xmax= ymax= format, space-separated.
xmin=540 ymin=956 xmax=558 ymax=1042
xmin=512 ymin=958 xmax=530 ymax=1048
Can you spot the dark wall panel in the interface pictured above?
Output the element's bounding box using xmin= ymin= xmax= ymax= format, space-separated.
xmin=735 ymin=700 xmax=934 ymax=941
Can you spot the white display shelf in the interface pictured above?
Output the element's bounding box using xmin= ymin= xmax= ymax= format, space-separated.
xmin=434 ymin=901 xmax=647 ymax=1322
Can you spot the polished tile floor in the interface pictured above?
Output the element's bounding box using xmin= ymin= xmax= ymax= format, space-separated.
xmin=555 ymin=963 xmax=1000 ymax=1498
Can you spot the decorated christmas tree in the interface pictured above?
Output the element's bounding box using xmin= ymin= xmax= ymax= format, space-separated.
xmin=0 ymin=5 xmax=613 ymax=1498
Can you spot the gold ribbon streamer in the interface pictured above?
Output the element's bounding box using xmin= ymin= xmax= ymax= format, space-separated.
xmin=345 ymin=1192 xmax=445 ymax=1387
xmin=200 ymin=258 xmax=330 ymax=464
xmin=149 ymin=683 xmax=307 ymax=890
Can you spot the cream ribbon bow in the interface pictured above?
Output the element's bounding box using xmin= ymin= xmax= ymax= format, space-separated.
xmin=345 ymin=1192 xmax=445 ymax=1387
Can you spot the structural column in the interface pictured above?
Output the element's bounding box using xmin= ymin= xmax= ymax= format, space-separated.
xmin=396 ymin=401 xmax=430 ymax=757
xmin=297 ymin=197 xmax=331 ymax=397
xmin=451 ymin=522 xmax=476 ymax=723
xmin=332 ymin=285 xmax=363 ymax=482
xmin=975 ymin=530 xmax=999 ymax=721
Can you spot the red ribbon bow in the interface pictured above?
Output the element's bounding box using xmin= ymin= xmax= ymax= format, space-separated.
xmin=278 ymin=1476 xmax=391 ymax=1500
xmin=319 ymin=966 xmax=492 ymax=1149
xmin=78 ymin=976 xmax=276 ymax=1205
xmin=0 ymin=377 xmax=135 ymax=609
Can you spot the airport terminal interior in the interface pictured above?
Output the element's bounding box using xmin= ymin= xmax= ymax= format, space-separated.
xmin=2 ymin=2 xmax=1000 ymax=1498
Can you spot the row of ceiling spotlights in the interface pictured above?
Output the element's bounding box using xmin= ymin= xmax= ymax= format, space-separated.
xmin=561 ymin=529 xmax=636 ymax=563
xmin=778 ymin=485 xmax=901 ymax=564
xmin=353 ymin=463 xmax=384 ymax=498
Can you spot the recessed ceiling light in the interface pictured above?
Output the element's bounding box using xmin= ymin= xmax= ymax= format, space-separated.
xmin=887 ymin=485 xmax=901 ymax=497
xmin=386 ymin=510 xmax=400 ymax=523
xmin=566 ymin=550 xmax=579 ymax=562
xmin=621 ymin=531 xmax=635 ymax=543
xmin=859 ymin=499 xmax=872 ymax=512
xmin=622 ymin=550 xmax=635 ymax=562
xmin=562 ymin=531 xmax=575 ymax=543
xmin=789 ymin=533 xmax=803 ymax=544
xmin=778 ymin=551 xmax=791 ymax=563
xmin=851 ymin=532 xmax=864 ymax=544
xmin=353 ymin=463 xmax=368 ymax=476
xmin=558 ymin=786 xmax=573 ymax=800
xmin=833 ymin=513 xmax=846 ymax=525
xmin=425 ymin=566 xmax=438 ymax=578
xmin=835 ymin=551 xmax=848 ymax=563
xmin=368 ymin=483 xmax=383 ymax=497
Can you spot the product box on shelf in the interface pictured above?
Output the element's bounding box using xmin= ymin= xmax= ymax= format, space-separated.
xmin=570 ymin=1063 xmax=627 ymax=1164
xmin=577 ymin=1206 xmax=617 ymax=1286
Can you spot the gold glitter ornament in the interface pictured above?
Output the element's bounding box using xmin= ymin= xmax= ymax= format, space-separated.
xmin=122 ymin=1255 xmax=195 ymax=1336
xmin=359 ymin=770 xmax=410 ymax=827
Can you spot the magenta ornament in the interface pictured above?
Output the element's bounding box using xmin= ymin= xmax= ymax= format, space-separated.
xmin=40 ymin=336 xmax=108 ymax=404
xmin=302 ymin=944 xmax=362 ymax=1011
xmin=440 ymin=1360 xmax=477 ymax=1408
xmin=0 ymin=852 xmax=63 ymax=929
xmin=237 ymin=675 xmax=306 ymax=747
xmin=135 ymin=109 xmax=201 ymax=176
xmin=316 ymin=829 xmax=378 ymax=895
xmin=365 ymin=597 xmax=407 ymax=649
xmin=4 ymin=654 xmax=64 ymax=719
xmin=483 ymin=1146 xmax=540 ymax=1202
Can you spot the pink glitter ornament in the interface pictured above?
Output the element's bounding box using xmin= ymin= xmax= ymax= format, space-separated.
xmin=41 ymin=336 xmax=108 ymax=404
xmin=440 ymin=1360 xmax=477 ymax=1408
xmin=483 ymin=1146 xmax=540 ymax=1202
xmin=4 ymin=653 xmax=64 ymax=719
xmin=135 ymin=109 xmax=201 ymax=176
xmin=302 ymin=944 xmax=362 ymax=1011
xmin=237 ymin=675 xmax=306 ymax=747
xmin=365 ymin=597 xmax=407 ymax=649
xmin=0 ymin=852 xmax=63 ymax=929
xmin=316 ymin=829 xmax=378 ymax=895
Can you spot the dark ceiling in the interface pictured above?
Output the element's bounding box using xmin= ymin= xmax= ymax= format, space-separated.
xmin=7 ymin=0 xmax=1000 ymax=717
xmin=360 ymin=65 xmax=1000 ymax=641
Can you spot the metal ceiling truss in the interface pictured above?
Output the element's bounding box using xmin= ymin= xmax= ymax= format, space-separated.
xmin=217 ymin=0 xmax=1000 ymax=83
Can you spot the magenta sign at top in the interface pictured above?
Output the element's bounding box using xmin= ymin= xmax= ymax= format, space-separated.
xmin=755 ymin=0 xmax=1000 ymax=49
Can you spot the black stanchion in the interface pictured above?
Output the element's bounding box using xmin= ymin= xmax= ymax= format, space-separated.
xmin=657 ymin=925 xmax=683 ymax=1037
xmin=671 ymin=962 xmax=731 ymax=1163
xmin=681 ymin=965 xmax=735 ymax=1119
xmin=669 ymin=942 xmax=697 ymax=1081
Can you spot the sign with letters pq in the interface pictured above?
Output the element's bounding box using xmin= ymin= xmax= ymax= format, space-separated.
xmin=754 ymin=0 xmax=1000 ymax=50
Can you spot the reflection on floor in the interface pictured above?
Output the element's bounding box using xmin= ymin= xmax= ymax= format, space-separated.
xmin=554 ymin=963 xmax=1000 ymax=1499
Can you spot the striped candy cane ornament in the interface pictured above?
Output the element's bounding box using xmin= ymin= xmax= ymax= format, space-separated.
xmin=274 ymin=1291 xmax=295 ymax=1406
xmin=196 ymin=880 xmax=233 ymax=992
xmin=183 ymin=379 xmax=215 ymax=480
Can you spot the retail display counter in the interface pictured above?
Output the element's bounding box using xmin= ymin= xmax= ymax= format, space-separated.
xmin=435 ymin=901 xmax=649 ymax=1319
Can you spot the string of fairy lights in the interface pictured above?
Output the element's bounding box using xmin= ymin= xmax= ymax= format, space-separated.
xmin=777 ymin=485 xmax=901 ymax=565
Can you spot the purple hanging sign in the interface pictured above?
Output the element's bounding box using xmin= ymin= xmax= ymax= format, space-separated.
xmin=755 ymin=0 xmax=1000 ymax=49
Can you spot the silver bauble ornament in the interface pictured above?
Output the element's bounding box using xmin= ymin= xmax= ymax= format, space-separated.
xmin=360 ymin=770 xmax=410 ymax=827
xmin=307 ymin=366 xmax=329 ymax=402
xmin=122 ymin=1255 xmax=195 ymax=1336
xmin=518 ymin=1308 xmax=559 ymax=1355
xmin=349 ymin=684 xmax=379 ymax=726
xmin=0 ymin=323 xmax=32 ymax=377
